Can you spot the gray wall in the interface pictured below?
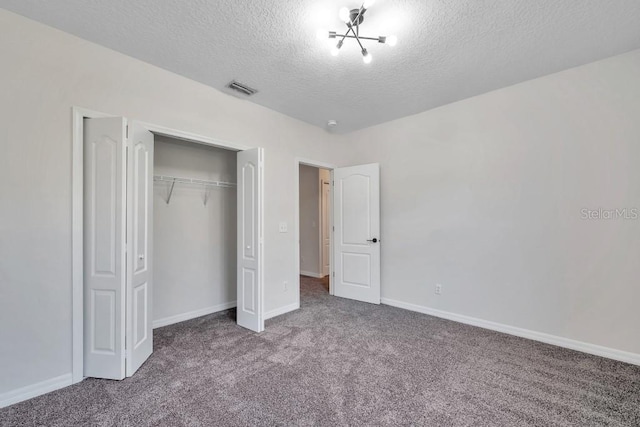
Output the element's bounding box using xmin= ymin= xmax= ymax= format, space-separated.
xmin=346 ymin=49 xmax=640 ymax=355
xmin=153 ymin=137 xmax=236 ymax=323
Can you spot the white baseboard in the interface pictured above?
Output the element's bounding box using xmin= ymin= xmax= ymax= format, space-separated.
xmin=0 ymin=373 xmax=73 ymax=408
xmin=265 ymin=302 xmax=299 ymax=320
xmin=300 ymin=271 xmax=324 ymax=279
xmin=381 ymin=298 xmax=640 ymax=366
xmin=153 ymin=301 xmax=236 ymax=329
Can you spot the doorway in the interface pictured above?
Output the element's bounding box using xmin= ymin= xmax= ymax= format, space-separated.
xmin=298 ymin=164 xmax=332 ymax=296
xmin=294 ymin=159 xmax=381 ymax=310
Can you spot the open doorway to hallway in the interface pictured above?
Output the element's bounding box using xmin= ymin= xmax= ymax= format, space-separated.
xmin=299 ymin=164 xmax=331 ymax=295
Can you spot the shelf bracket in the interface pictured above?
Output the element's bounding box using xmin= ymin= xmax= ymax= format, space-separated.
xmin=166 ymin=178 xmax=176 ymax=204
xmin=203 ymin=187 xmax=209 ymax=206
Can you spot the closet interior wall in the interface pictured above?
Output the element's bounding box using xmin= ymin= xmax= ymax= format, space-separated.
xmin=153 ymin=136 xmax=237 ymax=326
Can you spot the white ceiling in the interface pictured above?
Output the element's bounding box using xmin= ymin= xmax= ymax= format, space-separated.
xmin=2 ymin=1 xmax=640 ymax=133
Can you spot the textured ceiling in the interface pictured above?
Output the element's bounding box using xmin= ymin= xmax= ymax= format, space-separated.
xmin=2 ymin=1 xmax=640 ymax=133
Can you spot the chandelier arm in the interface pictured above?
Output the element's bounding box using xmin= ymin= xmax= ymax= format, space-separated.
xmin=335 ymin=34 xmax=380 ymax=42
xmin=350 ymin=8 xmax=367 ymax=50
xmin=352 ymin=31 xmax=365 ymax=51
xmin=337 ymin=21 xmax=356 ymax=45
xmin=353 ymin=6 xmax=365 ymax=24
xmin=335 ymin=5 xmax=365 ymax=45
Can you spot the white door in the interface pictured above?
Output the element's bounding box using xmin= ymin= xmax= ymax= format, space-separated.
xmin=83 ymin=117 xmax=127 ymax=379
xmin=321 ymin=180 xmax=331 ymax=277
xmin=237 ymin=148 xmax=264 ymax=332
xmin=126 ymin=122 xmax=154 ymax=376
xmin=333 ymin=163 xmax=380 ymax=304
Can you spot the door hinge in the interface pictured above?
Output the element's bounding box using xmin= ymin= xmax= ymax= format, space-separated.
xmin=332 ymin=226 xmax=334 ymax=232
xmin=126 ymin=125 xmax=129 ymax=138
xmin=332 ymin=271 xmax=335 ymax=277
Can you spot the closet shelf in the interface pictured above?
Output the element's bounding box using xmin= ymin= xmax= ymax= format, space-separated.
xmin=154 ymin=175 xmax=236 ymax=188
xmin=154 ymin=175 xmax=236 ymax=205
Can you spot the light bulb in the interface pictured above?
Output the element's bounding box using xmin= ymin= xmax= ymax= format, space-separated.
xmin=331 ymin=46 xmax=340 ymax=56
xmin=339 ymin=7 xmax=351 ymax=23
xmin=316 ymin=29 xmax=328 ymax=41
xmin=362 ymin=50 xmax=372 ymax=64
xmin=363 ymin=0 xmax=376 ymax=8
xmin=386 ymin=35 xmax=398 ymax=47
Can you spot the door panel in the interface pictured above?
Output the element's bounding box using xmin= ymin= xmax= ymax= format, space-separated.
xmin=133 ymin=282 xmax=148 ymax=346
xmin=341 ymin=174 xmax=371 ymax=244
xmin=83 ymin=117 xmax=127 ymax=380
xmin=333 ymin=163 xmax=380 ymax=304
xmin=91 ymin=290 xmax=116 ymax=352
xmin=242 ymin=269 xmax=256 ymax=313
xmin=237 ymin=148 xmax=264 ymax=332
xmin=342 ymin=252 xmax=371 ymax=287
xmin=126 ymin=121 xmax=154 ymax=376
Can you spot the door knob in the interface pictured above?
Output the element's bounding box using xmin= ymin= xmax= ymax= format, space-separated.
xmin=367 ymin=238 xmax=378 ymax=243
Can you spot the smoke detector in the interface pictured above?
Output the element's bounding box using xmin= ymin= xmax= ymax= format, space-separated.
xmin=327 ymin=120 xmax=338 ymax=128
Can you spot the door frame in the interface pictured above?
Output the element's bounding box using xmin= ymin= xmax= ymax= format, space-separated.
xmin=71 ymin=106 xmax=250 ymax=383
xmin=319 ymin=178 xmax=331 ymax=277
xmin=294 ymin=158 xmax=336 ymax=308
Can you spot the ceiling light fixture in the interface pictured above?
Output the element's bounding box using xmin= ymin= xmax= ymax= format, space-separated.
xmin=321 ymin=1 xmax=397 ymax=64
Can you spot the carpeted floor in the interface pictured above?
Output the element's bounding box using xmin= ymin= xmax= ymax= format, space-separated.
xmin=2 ymin=276 xmax=639 ymax=426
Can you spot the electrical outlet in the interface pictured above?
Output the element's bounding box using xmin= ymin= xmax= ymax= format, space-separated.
xmin=284 ymin=281 xmax=288 ymax=291
xmin=435 ymin=284 xmax=442 ymax=295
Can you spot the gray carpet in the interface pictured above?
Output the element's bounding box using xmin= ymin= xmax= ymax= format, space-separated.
xmin=2 ymin=276 xmax=639 ymax=426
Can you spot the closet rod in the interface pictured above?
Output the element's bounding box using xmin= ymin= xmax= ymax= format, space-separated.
xmin=154 ymin=175 xmax=236 ymax=205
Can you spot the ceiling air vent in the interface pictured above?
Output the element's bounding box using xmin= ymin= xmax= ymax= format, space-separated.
xmin=226 ymin=80 xmax=258 ymax=96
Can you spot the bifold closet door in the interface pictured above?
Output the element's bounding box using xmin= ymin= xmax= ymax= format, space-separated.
xmin=126 ymin=122 xmax=154 ymax=377
xmin=83 ymin=118 xmax=154 ymax=380
xmin=237 ymin=148 xmax=265 ymax=333
xmin=83 ymin=117 xmax=127 ymax=379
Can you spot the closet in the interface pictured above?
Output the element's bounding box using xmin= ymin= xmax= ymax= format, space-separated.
xmin=81 ymin=117 xmax=264 ymax=381
xmin=153 ymin=136 xmax=237 ymax=327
